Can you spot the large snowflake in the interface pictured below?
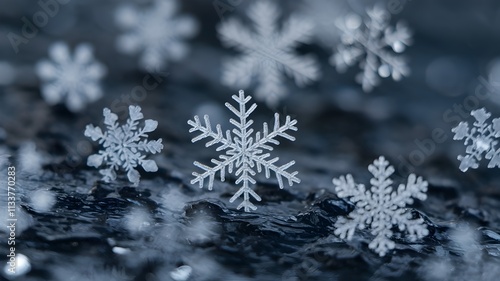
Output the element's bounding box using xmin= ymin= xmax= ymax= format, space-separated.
xmin=35 ymin=42 xmax=107 ymax=112
xmin=452 ymin=108 xmax=500 ymax=172
xmin=85 ymin=106 xmax=164 ymax=186
xmin=217 ymin=1 xmax=320 ymax=107
xmin=331 ymin=6 xmax=412 ymax=92
xmin=333 ymin=156 xmax=428 ymax=257
xmin=188 ymin=90 xmax=300 ymax=211
xmin=115 ymin=0 xmax=198 ymax=71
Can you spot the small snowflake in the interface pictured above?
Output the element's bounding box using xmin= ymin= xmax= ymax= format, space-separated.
xmin=333 ymin=156 xmax=428 ymax=257
xmin=85 ymin=105 xmax=163 ymax=186
xmin=331 ymin=6 xmax=412 ymax=92
xmin=452 ymin=108 xmax=500 ymax=172
xmin=188 ymin=90 xmax=300 ymax=211
xmin=217 ymin=0 xmax=320 ymax=107
xmin=115 ymin=0 xmax=198 ymax=71
xmin=36 ymin=42 xmax=107 ymax=112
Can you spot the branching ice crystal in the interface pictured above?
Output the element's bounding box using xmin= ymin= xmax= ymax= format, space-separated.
xmin=452 ymin=108 xmax=500 ymax=172
xmin=331 ymin=6 xmax=412 ymax=92
xmin=188 ymin=90 xmax=300 ymax=211
xmin=85 ymin=106 xmax=163 ymax=186
xmin=333 ymin=156 xmax=428 ymax=257
xmin=36 ymin=42 xmax=107 ymax=112
xmin=115 ymin=0 xmax=198 ymax=71
xmin=217 ymin=1 xmax=320 ymax=107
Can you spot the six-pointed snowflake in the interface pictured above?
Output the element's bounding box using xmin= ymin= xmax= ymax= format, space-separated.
xmin=85 ymin=105 xmax=164 ymax=186
xmin=331 ymin=6 xmax=412 ymax=92
xmin=333 ymin=156 xmax=428 ymax=257
xmin=452 ymin=108 xmax=500 ymax=172
xmin=36 ymin=42 xmax=107 ymax=112
xmin=217 ymin=1 xmax=320 ymax=107
xmin=188 ymin=90 xmax=300 ymax=211
xmin=115 ymin=0 xmax=198 ymax=71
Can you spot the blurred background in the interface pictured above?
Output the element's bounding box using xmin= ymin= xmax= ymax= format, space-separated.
xmin=1 ymin=0 xmax=500 ymax=280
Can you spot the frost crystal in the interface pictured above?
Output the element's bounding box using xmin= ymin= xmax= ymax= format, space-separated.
xmin=331 ymin=6 xmax=412 ymax=92
xmin=452 ymin=108 xmax=500 ymax=172
xmin=115 ymin=0 xmax=198 ymax=71
xmin=36 ymin=42 xmax=107 ymax=112
xmin=333 ymin=156 xmax=428 ymax=257
xmin=217 ymin=1 xmax=320 ymax=107
xmin=85 ymin=106 xmax=163 ymax=186
xmin=188 ymin=90 xmax=300 ymax=211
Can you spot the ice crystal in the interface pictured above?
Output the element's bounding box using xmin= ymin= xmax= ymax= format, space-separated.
xmin=188 ymin=90 xmax=300 ymax=211
xmin=331 ymin=6 xmax=412 ymax=92
xmin=36 ymin=42 xmax=107 ymax=112
xmin=333 ymin=156 xmax=428 ymax=257
xmin=217 ymin=1 xmax=320 ymax=107
xmin=452 ymin=108 xmax=500 ymax=172
xmin=115 ymin=0 xmax=198 ymax=71
xmin=85 ymin=105 xmax=163 ymax=186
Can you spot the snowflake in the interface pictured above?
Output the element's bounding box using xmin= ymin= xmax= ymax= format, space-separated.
xmin=217 ymin=0 xmax=320 ymax=107
xmin=188 ymin=90 xmax=300 ymax=211
xmin=333 ymin=156 xmax=428 ymax=257
xmin=452 ymin=108 xmax=500 ymax=172
xmin=85 ymin=105 xmax=164 ymax=186
xmin=115 ymin=0 xmax=198 ymax=71
xmin=35 ymin=42 xmax=107 ymax=112
xmin=331 ymin=6 xmax=412 ymax=92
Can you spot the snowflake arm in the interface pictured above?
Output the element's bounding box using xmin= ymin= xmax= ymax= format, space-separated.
xmin=36 ymin=42 xmax=106 ymax=112
xmin=452 ymin=108 xmax=500 ymax=171
xmin=188 ymin=90 xmax=299 ymax=211
xmin=331 ymin=6 xmax=412 ymax=92
xmin=333 ymin=174 xmax=368 ymax=241
xmin=85 ymin=106 xmax=163 ymax=186
xmin=217 ymin=1 xmax=320 ymax=107
xmin=333 ymin=156 xmax=428 ymax=257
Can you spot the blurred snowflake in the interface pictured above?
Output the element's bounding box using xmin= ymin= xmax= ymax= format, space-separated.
xmin=333 ymin=156 xmax=428 ymax=257
xmin=331 ymin=6 xmax=412 ymax=92
xmin=218 ymin=0 xmax=320 ymax=107
xmin=452 ymin=108 xmax=500 ymax=172
xmin=115 ymin=0 xmax=198 ymax=71
xmin=85 ymin=105 xmax=163 ymax=186
xmin=188 ymin=90 xmax=300 ymax=211
xmin=18 ymin=141 xmax=44 ymax=175
xmin=36 ymin=42 xmax=107 ymax=112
